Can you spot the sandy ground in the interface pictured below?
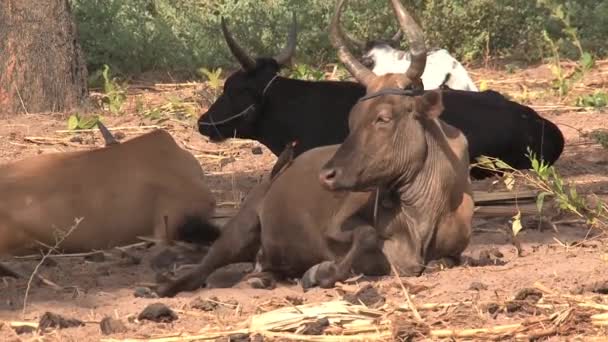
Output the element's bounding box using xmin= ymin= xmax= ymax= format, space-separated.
xmin=1 ymin=61 xmax=608 ymax=341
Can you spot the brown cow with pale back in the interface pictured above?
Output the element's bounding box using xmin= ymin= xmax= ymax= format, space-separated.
xmin=157 ymin=0 xmax=473 ymax=297
xmin=0 ymin=124 xmax=219 ymax=257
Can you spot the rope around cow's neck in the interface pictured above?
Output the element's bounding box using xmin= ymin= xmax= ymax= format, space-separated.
xmin=201 ymin=74 xmax=279 ymax=128
xmin=373 ymin=188 xmax=379 ymax=227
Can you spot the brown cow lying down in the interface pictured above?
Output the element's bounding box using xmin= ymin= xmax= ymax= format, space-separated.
xmin=156 ymin=0 xmax=473 ymax=298
xmin=0 ymin=124 xmax=219 ymax=257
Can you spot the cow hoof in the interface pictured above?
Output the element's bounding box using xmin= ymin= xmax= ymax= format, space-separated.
xmin=245 ymin=275 xmax=276 ymax=290
xmin=301 ymin=261 xmax=337 ymax=290
xmin=423 ymin=257 xmax=459 ymax=275
xmin=155 ymin=285 xmax=175 ymax=298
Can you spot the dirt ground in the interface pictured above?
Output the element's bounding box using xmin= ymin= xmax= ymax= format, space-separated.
xmin=1 ymin=60 xmax=608 ymax=341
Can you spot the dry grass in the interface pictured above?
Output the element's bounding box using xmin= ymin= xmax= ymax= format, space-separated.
xmin=88 ymin=281 xmax=608 ymax=341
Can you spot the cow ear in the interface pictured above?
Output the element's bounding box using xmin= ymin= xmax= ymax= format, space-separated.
xmin=416 ymin=90 xmax=444 ymax=119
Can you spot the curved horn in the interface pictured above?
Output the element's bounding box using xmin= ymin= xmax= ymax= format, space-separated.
xmin=273 ymin=12 xmax=298 ymax=66
xmin=390 ymin=0 xmax=426 ymax=80
xmin=390 ymin=29 xmax=403 ymax=45
xmin=329 ymin=0 xmax=377 ymax=86
xmin=97 ymin=121 xmax=119 ymax=146
xmin=221 ymin=17 xmax=257 ymax=71
xmin=341 ymin=28 xmax=366 ymax=50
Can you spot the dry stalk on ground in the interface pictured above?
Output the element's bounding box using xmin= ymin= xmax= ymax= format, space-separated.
xmin=94 ymin=282 xmax=608 ymax=342
xmin=22 ymin=217 xmax=84 ymax=315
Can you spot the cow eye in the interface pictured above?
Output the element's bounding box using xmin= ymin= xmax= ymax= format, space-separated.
xmin=375 ymin=114 xmax=392 ymax=125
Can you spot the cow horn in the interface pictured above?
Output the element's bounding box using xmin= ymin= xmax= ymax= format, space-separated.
xmin=390 ymin=29 xmax=403 ymax=45
xmin=97 ymin=121 xmax=119 ymax=146
xmin=341 ymin=28 xmax=366 ymax=50
xmin=390 ymin=0 xmax=426 ymax=80
xmin=329 ymin=0 xmax=377 ymax=86
xmin=221 ymin=17 xmax=257 ymax=71
xmin=273 ymin=12 xmax=298 ymax=66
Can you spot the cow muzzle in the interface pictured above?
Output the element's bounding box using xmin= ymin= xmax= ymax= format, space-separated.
xmin=319 ymin=167 xmax=352 ymax=191
xmin=319 ymin=167 xmax=342 ymax=191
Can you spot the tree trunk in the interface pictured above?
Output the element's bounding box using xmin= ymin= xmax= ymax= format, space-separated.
xmin=0 ymin=0 xmax=88 ymax=115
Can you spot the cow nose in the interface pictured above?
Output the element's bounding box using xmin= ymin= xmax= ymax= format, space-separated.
xmin=319 ymin=168 xmax=341 ymax=189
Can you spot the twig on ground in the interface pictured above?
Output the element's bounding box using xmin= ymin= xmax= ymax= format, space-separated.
xmin=430 ymin=323 xmax=523 ymax=338
xmin=24 ymin=136 xmax=85 ymax=148
xmin=194 ymin=153 xmax=234 ymax=160
xmin=15 ymin=87 xmax=29 ymax=115
xmin=22 ymin=217 xmax=84 ymax=315
xmin=390 ymin=264 xmax=422 ymax=322
xmin=14 ymin=250 xmax=104 ymax=260
xmin=55 ymin=125 xmax=162 ymax=134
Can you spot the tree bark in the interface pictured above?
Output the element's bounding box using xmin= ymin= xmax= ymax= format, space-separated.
xmin=0 ymin=0 xmax=88 ymax=116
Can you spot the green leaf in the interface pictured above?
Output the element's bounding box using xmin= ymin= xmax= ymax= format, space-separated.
xmin=511 ymin=211 xmax=523 ymax=236
xmin=68 ymin=115 xmax=80 ymax=130
xmin=531 ymin=158 xmax=539 ymax=172
xmin=564 ymin=202 xmax=577 ymax=213
xmin=475 ymin=155 xmax=495 ymax=169
xmin=102 ymin=64 xmax=113 ymax=94
xmin=569 ymin=186 xmax=578 ymax=201
xmin=552 ymin=168 xmax=563 ymax=192
xmin=479 ymin=80 xmax=488 ymax=91
xmin=79 ymin=116 xmax=100 ymax=129
xmin=554 ymin=5 xmax=565 ymax=20
xmin=494 ymin=159 xmax=511 ymax=170
xmin=549 ymin=64 xmax=560 ymax=76
xmin=503 ymin=174 xmax=515 ymax=191
xmin=580 ymin=52 xmax=594 ymax=70
xmin=536 ymin=191 xmax=551 ymax=213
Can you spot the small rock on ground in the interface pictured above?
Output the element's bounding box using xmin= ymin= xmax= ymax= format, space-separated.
xmin=342 ymin=284 xmax=385 ymax=308
xmin=100 ymin=317 xmax=128 ymax=335
xmin=300 ymin=317 xmax=330 ymax=335
xmin=572 ymin=280 xmax=608 ymax=295
xmin=514 ymin=288 xmax=543 ymax=302
xmin=134 ymin=287 xmax=158 ymax=298
xmin=469 ymin=281 xmax=488 ymax=291
xmin=190 ymin=296 xmax=219 ymax=311
xmin=138 ymin=303 xmax=178 ymax=323
xmin=12 ymin=325 xmax=36 ymax=335
xmin=39 ymin=312 xmax=84 ymax=330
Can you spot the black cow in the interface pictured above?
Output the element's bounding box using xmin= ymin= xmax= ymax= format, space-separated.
xmin=199 ymin=13 xmax=564 ymax=179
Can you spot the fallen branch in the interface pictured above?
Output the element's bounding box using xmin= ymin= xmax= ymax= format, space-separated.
xmin=23 ymin=136 xmax=84 ymax=147
xmin=194 ymin=153 xmax=234 ymax=160
xmin=473 ymin=189 xmax=539 ymax=204
xmin=390 ymin=264 xmax=422 ymax=322
xmin=13 ymin=250 xmax=104 ymax=261
xmin=9 ymin=321 xmax=39 ymax=329
xmin=55 ymin=125 xmax=162 ymax=134
xmin=430 ymin=323 xmax=523 ymax=338
xmin=474 ymin=203 xmax=547 ymax=217
xmin=135 ymin=236 xmax=201 ymax=251
xmin=100 ymin=330 xmax=249 ymax=342
xmin=22 ymin=217 xmax=84 ymax=315
xmin=154 ymin=82 xmax=201 ymax=88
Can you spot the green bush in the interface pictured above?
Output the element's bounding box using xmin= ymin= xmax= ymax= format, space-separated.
xmin=70 ymin=0 xmax=608 ymax=76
